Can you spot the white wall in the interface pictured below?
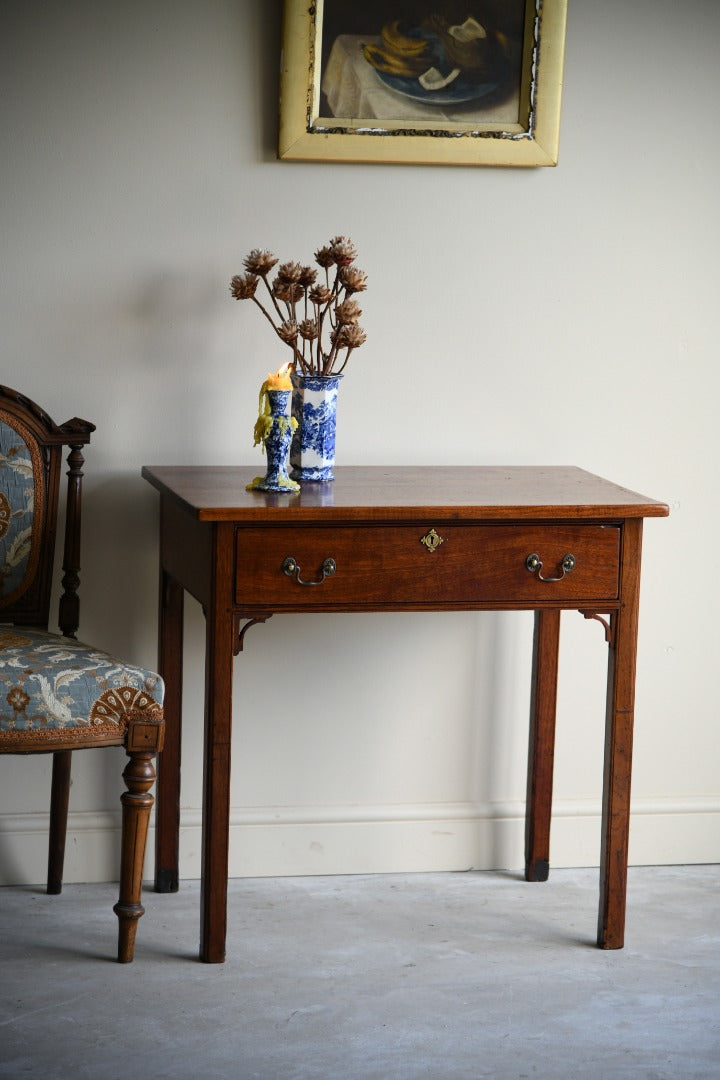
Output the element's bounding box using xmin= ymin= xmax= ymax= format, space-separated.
xmin=1 ymin=0 xmax=718 ymax=885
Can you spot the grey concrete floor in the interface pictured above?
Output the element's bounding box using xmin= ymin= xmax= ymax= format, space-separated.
xmin=1 ymin=866 xmax=718 ymax=1080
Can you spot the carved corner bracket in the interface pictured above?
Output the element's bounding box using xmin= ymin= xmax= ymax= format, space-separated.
xmin=579 ymin=610 xmax=614 ymax=646
xmin=234 ymin=613 xmax=273 ymax=655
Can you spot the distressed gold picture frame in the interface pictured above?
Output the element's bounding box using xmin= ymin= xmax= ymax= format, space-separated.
xmin=279 ymin=0 xmax=567 ymax=167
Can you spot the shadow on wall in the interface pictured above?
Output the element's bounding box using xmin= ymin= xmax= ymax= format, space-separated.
xmin=470 ymin=609 xmax=535 ymax=868
xmin=53 ymin=472 xmax=161 ymax=667
xmin=257 ymin=0 xmax=284 ymax=160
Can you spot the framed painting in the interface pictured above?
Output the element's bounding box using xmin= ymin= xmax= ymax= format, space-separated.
xmin=279 ymin=0 xmax=568 ymax=167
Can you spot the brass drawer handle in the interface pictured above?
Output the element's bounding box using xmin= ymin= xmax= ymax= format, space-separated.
xmin=281 ymin=555 xmax=336 ymax=586
xmin=525 ymin=552 xmax=576 ymax=582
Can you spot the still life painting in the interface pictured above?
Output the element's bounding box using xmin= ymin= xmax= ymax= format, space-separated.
xmin=279 ymin=0 xmax=568 ymax=167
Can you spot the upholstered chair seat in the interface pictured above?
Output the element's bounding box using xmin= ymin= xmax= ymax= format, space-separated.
xmin=0 ymin=628 xmax=163 ymax=742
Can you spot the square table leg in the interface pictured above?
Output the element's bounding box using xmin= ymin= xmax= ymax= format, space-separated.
xmin=597 ymin=519 xmax=643 ymax=949
xmin=155 ymin=570 xmax=184 ymax=893
xmin=199 ymin=557 xmax=235 ymax=963
xmin=525 ymin=609 xmax=561 ymax=882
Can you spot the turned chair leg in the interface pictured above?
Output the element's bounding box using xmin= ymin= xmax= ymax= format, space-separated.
xmin=47 ymin=750 xmax=72 ymax=894
xmin=113 ymin=750 xmax=157 ymax=963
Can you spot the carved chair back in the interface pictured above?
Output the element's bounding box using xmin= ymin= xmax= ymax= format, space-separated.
xmin=0 ymin=385 xmax=94 ymax=634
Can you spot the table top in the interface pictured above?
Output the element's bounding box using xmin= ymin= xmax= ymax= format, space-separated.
xmin=141 ymin=466 xmax=669 ymax=524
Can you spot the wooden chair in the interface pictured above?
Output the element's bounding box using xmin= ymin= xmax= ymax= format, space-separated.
xmin=0 ymin=385 xmax=164 ymax=961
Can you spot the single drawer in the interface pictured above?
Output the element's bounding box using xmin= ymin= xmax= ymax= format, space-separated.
xmin=234 ymin=524 xmax=621 ymax=609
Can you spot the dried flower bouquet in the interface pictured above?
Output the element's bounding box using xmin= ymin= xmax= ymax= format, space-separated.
xmin=231 ymin=236 xmax=367 ymax=377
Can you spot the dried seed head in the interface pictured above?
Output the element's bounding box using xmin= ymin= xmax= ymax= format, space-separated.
xmin=309 ymin=284 xmax=332 ymax=306
xmin=230 ymin=273 xmax=259 ymax=300
xmin=314 ymin=245 xmax=335 ymax=269
xmin=243 ymin=249 xmax=278 ymax=275
xmin=273 ymin=280 xmax=304 ymax=304
xmin=339 ymin=267 xmax=368 ymax=294
xmin=330 ymin=236 xmax=358 ymax=267
xmin=332 ymin=323 xmax=367 ymax=349
xmin=335 ymin=299 xmax=362 ymax=324
xmin=298 ymin=265 xmax=318 ymax=287
xmin=276 ymin=320 xmax=299 ymax=344
xmin=276 ymin=261 xmax=304 ymax=284
xmin=298 ymin=318 xmax=319 ymax=341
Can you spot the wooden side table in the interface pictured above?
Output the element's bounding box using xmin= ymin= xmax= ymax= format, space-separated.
xmin=141 ymin=465 xmax=668 ymax=963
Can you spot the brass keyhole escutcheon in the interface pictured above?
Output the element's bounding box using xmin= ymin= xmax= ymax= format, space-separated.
xmin=420 ymin=528 xmax=444 ymax=553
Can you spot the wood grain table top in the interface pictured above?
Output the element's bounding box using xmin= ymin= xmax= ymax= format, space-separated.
xmin=142 ymin=465 xmax=669 ymax=524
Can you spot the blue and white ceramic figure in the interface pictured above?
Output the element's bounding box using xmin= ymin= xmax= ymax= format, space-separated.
xmin=290 ymin=374 xmax=342 ymax=482
xmin=247 ymin=389 xmax=300 ymax=493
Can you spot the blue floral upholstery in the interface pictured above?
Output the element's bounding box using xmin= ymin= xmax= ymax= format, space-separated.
xmin=0 ymin=415 xmax=42 ymax=608
xmin=0 ymin=627 xmax=164 ymax=743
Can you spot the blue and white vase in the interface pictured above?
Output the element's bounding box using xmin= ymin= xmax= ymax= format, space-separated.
xmin=247 ymin=389 xmax=300 ymax=493
xmin=290 ymin=373 xmax=342 ymax=482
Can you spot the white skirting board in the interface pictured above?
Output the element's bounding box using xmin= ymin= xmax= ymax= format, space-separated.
xmin=0 ymin=798 xmax=718 ymax=886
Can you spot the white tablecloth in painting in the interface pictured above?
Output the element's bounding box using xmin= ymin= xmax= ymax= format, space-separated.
xmin=321 ymin=35 xmax=519 ymax=127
